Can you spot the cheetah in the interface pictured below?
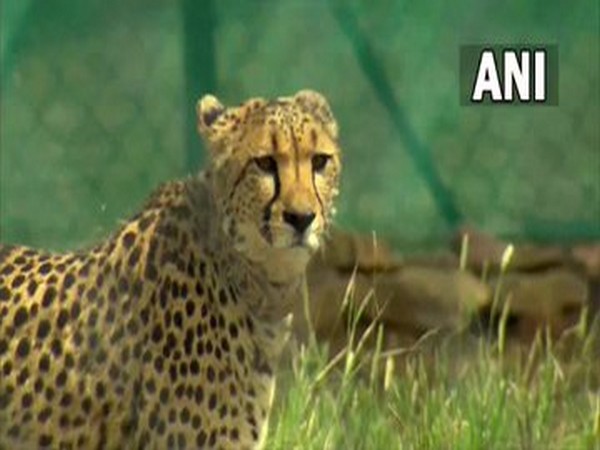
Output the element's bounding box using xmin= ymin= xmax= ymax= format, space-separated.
xmin=0 ymin=90 xmax=341 ymax=449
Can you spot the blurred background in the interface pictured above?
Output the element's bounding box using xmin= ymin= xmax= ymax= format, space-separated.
xmin=1 ymin=0 xmax=598 ymax=252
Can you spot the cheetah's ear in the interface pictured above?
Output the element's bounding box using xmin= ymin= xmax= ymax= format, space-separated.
xmin=294 ymin=90 xmax=338 ymax=140
xmin=197 ymin=95 xmax=269 ymax=152
xmin=197 ymin=94 xmax=228 ymax=145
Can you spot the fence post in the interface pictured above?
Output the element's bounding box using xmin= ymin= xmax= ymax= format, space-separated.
xmin=181 ymin=0 xmax=217 ymax=173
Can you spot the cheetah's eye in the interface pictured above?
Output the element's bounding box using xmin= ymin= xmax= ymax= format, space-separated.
xmin=312 ymin=154 xmax=331 ymax=173
xmin=253 ymin=156 xmax=278 ymax=174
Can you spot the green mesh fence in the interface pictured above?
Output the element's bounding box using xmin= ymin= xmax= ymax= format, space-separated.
xmin=1 ymin=0 xmax=599 ymax=251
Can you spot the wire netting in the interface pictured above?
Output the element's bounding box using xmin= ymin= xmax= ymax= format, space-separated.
xmin=1 ymin=0 xmax=598 ymax=251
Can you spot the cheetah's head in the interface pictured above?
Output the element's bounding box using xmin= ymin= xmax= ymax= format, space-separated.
xmin=197 ymin=90 xmax=341 ymax=279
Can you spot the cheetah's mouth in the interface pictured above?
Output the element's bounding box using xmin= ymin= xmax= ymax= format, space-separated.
xmin=288 ymin=233 xmax=308 ymax=249
xmin=260 ymin=223 xmax=319 ymax=251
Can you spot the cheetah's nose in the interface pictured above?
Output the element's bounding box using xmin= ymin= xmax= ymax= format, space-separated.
xmin=283 ymin=211 xmax=316 ymax=234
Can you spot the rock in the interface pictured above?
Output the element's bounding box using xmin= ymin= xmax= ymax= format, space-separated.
xmin=453 ymin=226 xmax=567 ymax=273
xmin=402 ymin=250 xmax=459 ymax=269
xmin=297 ymin=227 xmax=594 ymax=359
xmin=295 ymin=257 xmax=490 ymax=355
xmin=571 ymin=243 xmax=600 ymax=280
xmin=367 ymin=267 xmax=490 ymax=332
xmin=479 ymin=269 xmax=588 ymax=340
xmin=317 ymin=228 xmax=402 ymax=273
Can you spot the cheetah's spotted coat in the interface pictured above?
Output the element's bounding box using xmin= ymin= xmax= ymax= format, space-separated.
xmin=0 ymin=90 xmax=341 ymax=449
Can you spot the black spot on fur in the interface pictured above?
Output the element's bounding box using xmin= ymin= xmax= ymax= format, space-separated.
xmin=39 ymin=434 xmax=53 ymax=447
xmin=145 ymin=263 xmax=158 ymax=281
xmin=196 ymin=431 xmax=207 ymax=447
xmin=56 ymin=308 xmax=69 ymax=329
xmin=11 ymin=274 xmax=25 ymax=289
xmin=37 ymin=320 xmax=51 ymax=340
xmin=128 ymin=247 xmax=141 ymax=267
xmin=0 ymin=286 xmax=10 ymax=302
xmin=50 ymin=338 xmax=62 ymax=357
xmin=138 ymin=214 xmax=154 ymax=231
xmin=16 ymin=367 xmax=29 ymax=385
xmin=38 ymin=262 xmax=52 ymax=275
xmin=218 ymin=289 xmax=228 ymax=306
xmin=13 ymin=306 xmax=28 ymax=329
xmin=122 ymin=231 xmax=136 ymax=249
xmin=27 ymin=279 xmax=38 ymax=296
xmin=16 ymin=337 xmax=30 ymax=358
xmin=41 ymin=287 xmax=57 ymax=308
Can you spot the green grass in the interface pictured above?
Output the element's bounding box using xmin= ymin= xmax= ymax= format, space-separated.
xmin=268 ymin=325 xmax=599 ymax=449
xmin=267 ymin=252 xmax=600 ymax=450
